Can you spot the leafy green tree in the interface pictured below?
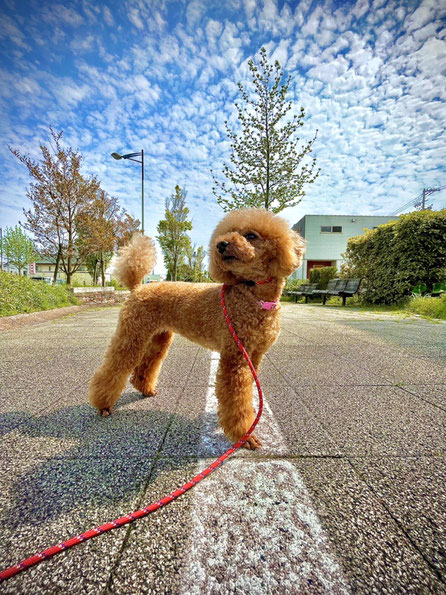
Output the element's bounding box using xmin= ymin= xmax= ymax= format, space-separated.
xmin=11 ymin=128 xmax=100 ymax=284
xmin=77 ymin=189 xmax=119 ymax=286
xmin=157 ymin=185 xmax=192 ymax=281
xmin=1 ymin=226 xmax=37 ymax=275
xmin=181 ymin=242 xmax=207 ymax=282
xmin=115 ymin=212 xmax=141 ymax=248
xmin=212 ymin=47 xmax=320 ymax=213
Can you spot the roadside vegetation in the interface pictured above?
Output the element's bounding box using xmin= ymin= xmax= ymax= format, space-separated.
xmin=0 ymin=271 xmax=78 ymax=317
xmin=282 ymin=289 xmax=446 ymax=321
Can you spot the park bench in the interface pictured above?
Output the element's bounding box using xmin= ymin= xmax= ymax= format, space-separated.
xmin=317 ymin=279 xmax=348 ymax=304
xmin=287 ymin=278 xmax=362 ymax=305
xmin=338 ymin=278 xmax=362 ymax=305
xmin=287 ymin=283 xmax=311 ymax=302
xmin=301 ymin=283 xmax=318 ymax=303
xmin=310 ymin=278 xmax=342 ymax=303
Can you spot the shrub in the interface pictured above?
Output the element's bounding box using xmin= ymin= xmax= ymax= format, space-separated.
xmin=281 ymin=277 xmax=308 ymax=302
xmin=0 ymin=271 xmax=78 ymax=316
xmin=343 ymin=210 xmax=446 ymax=304
xmin=405 ymin=294 xmax=446 ymax=320
xmin=308 ymin=266 xmax=338 ymax=288
xmin=107 ymin=278 xmax=127 ymax=290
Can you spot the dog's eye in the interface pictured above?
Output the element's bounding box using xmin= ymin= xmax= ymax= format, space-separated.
xmin=244 ymin=232 xmax=258 ymax=241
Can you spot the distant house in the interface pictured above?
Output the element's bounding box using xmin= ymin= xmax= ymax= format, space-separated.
xmin=27 ymin=257 xmax=162 ymax=284
xmin=291 ymin=214 xmax=398 ymax=280
xmin=28 ymin=257 xmax=97 ymax=284
xmin=143 ymin=273 xmax=164 ymax=283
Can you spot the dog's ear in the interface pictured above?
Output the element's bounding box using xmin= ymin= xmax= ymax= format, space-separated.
xmin=270 ymin=231 xmax=306 ymax=278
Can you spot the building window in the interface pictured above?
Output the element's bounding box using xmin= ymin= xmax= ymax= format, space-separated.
xmin=321 ymin=225 xmax=343 ymax=233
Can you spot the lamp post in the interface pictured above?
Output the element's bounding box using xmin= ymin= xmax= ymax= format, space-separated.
xmin=111 ymin=150 xmax=145 ymax=233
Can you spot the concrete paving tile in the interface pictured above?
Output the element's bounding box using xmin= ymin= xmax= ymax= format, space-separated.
xmin=106 ymin=457 xmax=198 ymax=595
xmin=267 ymin=352 xmax=386 ymax=386
xmin=373 ymin=356 xmax=446 ymax=384
xmin=0 ymin=386 xmax=183 ymax=460
xmin=278 ymin=327 xmax=362 ymax=347
xmin=294 ymin=458 xmax=444 ymax=593
xmin=294 ymin=385 xmax=446 ymax=456
xmin=351 ymin=456 xmax=446 ymax=579
xmin=162 ymin=384 xmax=208 ymax=456
xmin=0 ymin=455 xmax=157 ymax=594
xmin=269 ymin=341 xmax=350 ymax=359
xmin=262 ymin=388 xmax=342 ymax=456
xmin=401 ymin=384 xmax=446 ymax=410
xmin=325 ymin=345 xmax=446 ymax=384
xmin=0 ymin=383 xmax=85 ymax=425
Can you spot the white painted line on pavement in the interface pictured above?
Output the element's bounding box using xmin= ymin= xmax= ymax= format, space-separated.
xmin=180 ymin=353 xmax=350 ymax=593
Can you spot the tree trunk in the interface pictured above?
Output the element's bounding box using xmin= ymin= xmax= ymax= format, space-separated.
xmin=53 ymin=244 xmax=62 ymax=284
xmin=100 ymin=253 xmax=105 ymax=286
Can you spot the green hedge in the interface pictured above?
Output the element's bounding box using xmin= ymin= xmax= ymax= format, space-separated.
xmin=308 ymin=266 xmax=338 ymax=289
xmin=0 ymin=271 xmax=78 ymax=316
xmin=343 ymin=210 xmax=446 ymax=304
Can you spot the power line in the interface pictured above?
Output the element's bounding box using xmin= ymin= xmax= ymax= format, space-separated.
xmin=391 ymin=185 xmax=445 ymax=216
xmin=390 ymin=193 xmax=422 ymax=216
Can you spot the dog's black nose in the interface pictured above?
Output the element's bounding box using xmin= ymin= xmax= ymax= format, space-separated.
xmin=217 ymin=241 xmax=229 ymax=254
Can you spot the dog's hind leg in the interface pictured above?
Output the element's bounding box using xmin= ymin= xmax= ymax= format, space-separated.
xmin=215 ymin=351 xmax=262 ymax=450
xmin=130 ymin=330 xmax=173 ymax=397
xmin=88 ymin=320 xmax=150 ymax=416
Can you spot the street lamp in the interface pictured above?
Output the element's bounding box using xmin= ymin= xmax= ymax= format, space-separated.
xmin=111 ymin=150 xmax=145 ymax=233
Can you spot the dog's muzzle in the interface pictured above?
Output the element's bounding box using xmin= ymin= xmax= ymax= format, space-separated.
xmin=217 ymin=241 xmax=229 ymax=254
xmin=217 ymin=241 xmax=237 ymax=261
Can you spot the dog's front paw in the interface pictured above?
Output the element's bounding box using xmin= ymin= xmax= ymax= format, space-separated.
xmin=99 ymin=407 xmax=112 ymax=417
xmin=142 ymin=389 xmax=158 ymax=398
xmin=242 ymin=434 xmax=262 ymax=450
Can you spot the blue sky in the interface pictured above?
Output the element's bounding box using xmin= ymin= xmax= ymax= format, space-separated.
xmin=1 ymin=0 xmax=445 ymax=274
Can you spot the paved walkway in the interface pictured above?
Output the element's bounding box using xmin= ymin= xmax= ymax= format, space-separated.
xmin=0 ymin=304 xmax=445 ymax=594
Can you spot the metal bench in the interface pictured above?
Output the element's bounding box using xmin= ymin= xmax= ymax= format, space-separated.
xmin=301 ymin=283 xmax=318 ymax=303
xmin=311 ymin=278 xmax=340 ymax=303
xmin=318 ymin=279 xmax=348 ymax=304
xmin=287 ymin=283 xmax=311 ymax=303
xmin=338 ymin=278 xmax=362 ymax=305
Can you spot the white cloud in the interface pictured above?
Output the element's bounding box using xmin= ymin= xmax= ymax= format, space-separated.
xmin=128 ymin=7 xmax=144 ymax=30
xmin=186 ymin=0 xmax=205 ymax=28
xmin=42 ymin=4 xmax=84 ymax=26
xmin=103 ymin=6 xmax=114 ymax=26
xmin=205 ymin=19 xmax=223 ymax=44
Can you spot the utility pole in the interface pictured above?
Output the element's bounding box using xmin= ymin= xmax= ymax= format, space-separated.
xmin=415 ymin=187 xmax=440 ymax=210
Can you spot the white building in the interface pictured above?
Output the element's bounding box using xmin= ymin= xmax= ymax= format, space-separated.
xmin=291 ymin=214 xmax=398 ymax=280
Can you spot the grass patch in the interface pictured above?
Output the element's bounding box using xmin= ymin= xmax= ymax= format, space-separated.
xmin=282 ymin=291 xmax=446 ymax=321
xmin=0 ymin=271 xmax=78 ymax=317
xmin=404 ymin=294 xmax=446 ymax=320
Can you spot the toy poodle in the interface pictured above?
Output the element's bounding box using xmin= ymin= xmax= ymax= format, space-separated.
xmin=88 ymin=208 xmax=304 ymax=449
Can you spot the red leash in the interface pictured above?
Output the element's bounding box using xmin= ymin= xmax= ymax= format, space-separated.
xmin=0 ymin=283 xmax=264 ymax=583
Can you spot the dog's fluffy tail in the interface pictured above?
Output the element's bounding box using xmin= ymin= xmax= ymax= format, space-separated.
xmin=114 ymin=233 xmax=156 ymax=290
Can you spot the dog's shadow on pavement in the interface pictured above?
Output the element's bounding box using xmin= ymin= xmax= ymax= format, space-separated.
xmin=1 ymin=392 xmax=227 ymax=529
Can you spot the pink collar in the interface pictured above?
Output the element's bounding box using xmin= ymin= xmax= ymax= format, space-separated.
xmin=257 ymin=300 xmax=279 ymax=311
xmin=241 ymin=277 xmax=278 ymax=310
